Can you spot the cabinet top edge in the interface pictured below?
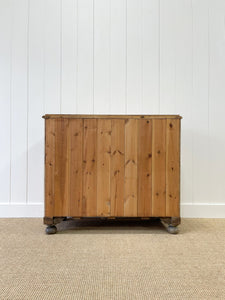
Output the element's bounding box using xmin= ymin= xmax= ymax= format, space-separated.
xmin=42 ymin=114 xmax=182 ymax=120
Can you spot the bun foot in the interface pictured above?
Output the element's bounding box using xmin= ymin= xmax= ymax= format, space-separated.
xmin=160 ymin=217 xmax=180 ymax=234
xmin=46 ymin=225 xmax=57 ymax=235
xmin=167 ymin=225 xmax=179 ymax=234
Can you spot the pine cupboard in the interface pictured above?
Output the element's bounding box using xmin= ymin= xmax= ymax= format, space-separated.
xmin=43 ymin=115 xmax=182 ymax=234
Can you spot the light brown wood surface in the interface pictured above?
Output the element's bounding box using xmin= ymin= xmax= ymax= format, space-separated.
xmin=124 ymin=119 xmax=138 ymax=216
xmin=69 ymin=119 xmax=83 ymax=216
xmin=166 ymin=119 xmax=180 ymax=217
xmin=110 ymin=119 xmax=125 ymax=216
xmin=83 ymin=119 xmax=97 ymax=216
xmin=138 ymin=119 xmax=152 ymax=216
xmin=97 ymin=119 xmax=111 ymax=216
xmin=44 ymin=116 xmax=181 ymax=218
xmin=152 ymin=119 xmax=166 ymax=216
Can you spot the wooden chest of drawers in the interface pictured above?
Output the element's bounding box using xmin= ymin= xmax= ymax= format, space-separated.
xmin=43 ymin=114 xmax=182 ymax=234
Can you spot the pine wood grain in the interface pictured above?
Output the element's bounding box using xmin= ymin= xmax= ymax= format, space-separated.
xmin=69 ymin=119 xmax=83 ymax=217
xmin=97 ymin=119 xmax=111 ymax=216
xmin=54 ymin=119 xmax=69 ymax=216
xmin=166 ymin=119 xmax=180 ymax=216
xmin=124 ymin=119 xmax=138 ymax=216
xmin=82 ymin=119 xmax=97 ymax=216
xmin=138 ymin=119 xmax=152 ymax=216
xmin=45 ymin=119 xmax=55 ymax=218
xmin=44 ymin=115 xmax=181 ymax=221
xmin=111 ymin=119 xmax=125 ymax=216
xmin=152 ymin=119 xmax=166 ymax=216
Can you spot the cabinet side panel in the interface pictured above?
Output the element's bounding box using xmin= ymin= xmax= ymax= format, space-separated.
xmin=45 ymin=119 xmax=55 ymax=218
xmin=69 ymin=119 xmax=83 ymax=217
xmin=137 ymin=119 xmax=152 ymax=216
xmin=166 ymin=119 xmax=180 ymax=216
xmin=83 ymin=119 xmax=97 ymax=216
xmin=124 ymin=119 xmax=138 ymax=216
xmin=152 ymin=119 xmax=166 ymax=216
xmin=111 ymin=119 xmax=125 ymax=216
xmin=96 ymin=119 xmax=111 ymax=216
xmin=54 ymin=119 xmax=69 ymax=216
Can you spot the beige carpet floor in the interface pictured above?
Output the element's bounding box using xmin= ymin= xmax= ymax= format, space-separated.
xmin=0 ymin=218 xmax=225 ymax=300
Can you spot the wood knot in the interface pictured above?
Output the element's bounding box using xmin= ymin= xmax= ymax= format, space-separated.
xmin=157 ymin=150 xmax=160 ymax=154
xmin=148 ymin=153 xmax=152 ymax=158
xmin=169 ymin=123 xmax=173 ymax=128
xmin=156 ymin=192 xmax=159 ymax=196
xmin=146 ymin=120 xmax=149 ymax=123
xmin=147 ymin=173 xmax=150 ymax=177
xmin=83 ymin=160 xmax=86 ymax=163
xmin=114 ymin=170 xmax=120 ymax=176
xmin=74 ymin=132 xmax=79 ymax=136
xmin=92 ymin=159 xmax=95 ymax=162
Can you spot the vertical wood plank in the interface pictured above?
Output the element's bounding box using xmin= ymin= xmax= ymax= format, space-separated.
xmin=61 ymin=0 xmax=77 ymax=113
xmin=11 ymin=0 xmax=28 ymax=203
xmin=45 ymin=119 xmax=55 ymax=218
xmin=83 ymin=119 xmax=97 ymax=216
xmin=44 ymin=0 xmax=61 ymax=113
xmin=111 ymin=119 xmax=125 ymax=216
xmin=166 ymin=119 xmax=180 ymax=216
xmin=97 ymin=119 xmax=111 ymax=216
xmin=124 ymin=119 xmax=138 ymax=216
xmin=69 ymin=119 xmax=83 ymax=216
xmin=152 ymin=119 xmax=166 ymax=216
xmin=54 ymin=118 xmax=69 ymax=216
xmin=27 ymin=0 xmax=45 ymax=204
xmin=77 ymin=0 xmax=93 ymax=113
xmin=110 ymin=0 xmax=126 ymax=114
xmin=0 ymin=0 xmax=11 ymax=203
xmin=126 ymin=0 xmax=142 ymax=114
xmin=94 ymin=0 xmax=110 ymax=113
xmin=137 ymin=119 xmax=152 ymax=216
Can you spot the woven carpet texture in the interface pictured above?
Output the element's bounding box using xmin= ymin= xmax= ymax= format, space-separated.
xmin=0 ymin=218 xmax=224 ymax=299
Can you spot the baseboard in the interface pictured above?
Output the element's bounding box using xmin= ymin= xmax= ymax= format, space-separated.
xmin=181 ymin=203 xmax=225 ymax=218
xmin=0 ymin=203 xmax=224 ymax=218
xmin=0 ymin=203 xmax=44 ymax=217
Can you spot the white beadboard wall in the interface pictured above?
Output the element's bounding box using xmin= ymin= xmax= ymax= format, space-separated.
xmin=0 ymin=0 xmax=225 ymax=218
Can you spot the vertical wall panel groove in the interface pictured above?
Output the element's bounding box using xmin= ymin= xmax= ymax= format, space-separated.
xmin=11 ymin=0 xmax=29 ymax=203
xmin=77 ymin=0 xmax=94 ymax=113
xmin=0 ymin=0 xmax=12 ymax=204
xmin=61 ymin=0 xmax=77 ymax=113
xmin=27 ymin=0 xmax=45 ymax=204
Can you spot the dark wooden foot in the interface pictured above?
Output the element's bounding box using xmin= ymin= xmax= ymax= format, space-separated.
xmin=160 ymin=217 xmax=180 ymax=234
xmin=45 ymin=225 xmax=57 ymax=235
